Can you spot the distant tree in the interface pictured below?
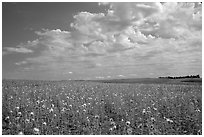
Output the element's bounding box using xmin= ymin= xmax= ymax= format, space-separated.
xmin=159 ymin=74 xmax=200 ymax=79
xmin=196 ymin=74 xmax=200 ymax=78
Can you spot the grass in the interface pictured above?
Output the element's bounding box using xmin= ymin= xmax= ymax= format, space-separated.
xmin=90 ymin=78 xmax=202 ymax=85
xmin=2 ymin=79 xmax=202 ymax=135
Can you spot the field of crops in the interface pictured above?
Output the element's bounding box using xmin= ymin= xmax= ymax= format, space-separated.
xmin=2 ymin=79 xmax=202 ymax=135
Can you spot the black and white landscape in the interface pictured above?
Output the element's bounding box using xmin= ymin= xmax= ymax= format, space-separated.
xmin=2 ymin=2 xmax=202 ymax=135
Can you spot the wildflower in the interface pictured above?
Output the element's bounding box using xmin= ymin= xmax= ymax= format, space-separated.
xmin=33 ymin=127 xmax=40 ymax=135
xmin=113 ymin=125 xmax=117 ymax=129
xmin=49 ymin=108 xmax=53 ymax=113
xmin=30 ymin=112 xmax=34 ymax=116
xmin=5 ymin=116 xmax=9 ymax=120
xmin=18 ymin=131 xmax=24 ymax=135
xmin=111 ymin=121 xmax=116 ymax=126
xmin=196 ymin=109 xmax=201 ymax=112
xmin=61 ymin=107 xmax=65 ymax=112
xmin=127 ymin=127 xmax=133 ymax=135
xmin=151 ymin=117 xmax=156 ymax=122
xmin=147 ymin=107 xmax=151 ymax=112
xmin=82 ymin=103 xmax=87 ymax=107
xmin=95 ymin=115 xmax=99 ymax=119
xmin=197 ymin=129 xmax=202 ymax=135
xmin=138 ymin=123 xmax=143 ymax=128
xmin=164 ymin=117 xmax=173 ymax=123
xmin=36 ymin=100 xmax=40 ymax=104
xmin=17 ymin=112 xmax=22 ymax=116
xmin=142 ymin=109 xmax=146 ymax=114
xmin=109 ymin=127 xmax=113 ymax=131
xmin=126 ymin=121 xmax=131 ymax=126
xmin=25 ymin=119 xmax=30 ymax=123
xmin=86 ymin=117 xmax=90 ymax=122
xmin=16 ymin=117 xmax=20 ymax=120
xmin=166 ymin=118 xmax=173 ymax=123
xmin=153 ymin=107 xmax=157 ymax=111
xmin=83 ymin=109 xmax=86 ymax=112
xmin=149 ymin=124 xmax=154 ymax=130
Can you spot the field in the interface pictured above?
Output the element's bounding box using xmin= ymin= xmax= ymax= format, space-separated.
xmin=2 ymin=79 xmax=202 ymax=135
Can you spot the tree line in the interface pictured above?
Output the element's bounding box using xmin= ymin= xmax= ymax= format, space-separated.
xmin=159 ymin=75 xmax=200 ymax=79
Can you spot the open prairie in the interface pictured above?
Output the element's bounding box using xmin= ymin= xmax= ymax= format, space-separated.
xmin=2 ymin=79 xmax=202 ymax=135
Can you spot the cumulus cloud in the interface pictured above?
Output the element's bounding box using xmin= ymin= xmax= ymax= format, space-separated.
xmin=96 ymin=2 xmax=162 ymax=32
xmin=139 ymin=2 xmax=202 ymax=39
xmin=6 ymin=2 xmax=202 ymax=79
xmin=107 ymin=2 xmax=162 ymax=21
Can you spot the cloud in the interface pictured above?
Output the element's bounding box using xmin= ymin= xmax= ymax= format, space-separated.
xmin=117 ymin=75 xmax=125 ymax=77
xmin=5 ymin=2 xmax=202 ymax=79
xmin=15 ymin=61 xmax=27 ymax=65
xmin=96 ymin=2 xmax=162 ymax=32
xmin=35 ymin=29 xmax=73 ymax=54
xmin=3 ymin=39 xmax=39 ymax=55
xmin=96 ymin=76 xmax=104 ymax=79
xmin=139 ymin=2 xmax=202 ymax=39
xmin=107 ymin=2 xmax=162 ymax=21
xmin=3 ymin=47 xmax=33 ymax=54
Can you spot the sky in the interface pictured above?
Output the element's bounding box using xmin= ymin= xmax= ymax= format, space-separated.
xmin=2 ymin=2 xmax=202 ymax=80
